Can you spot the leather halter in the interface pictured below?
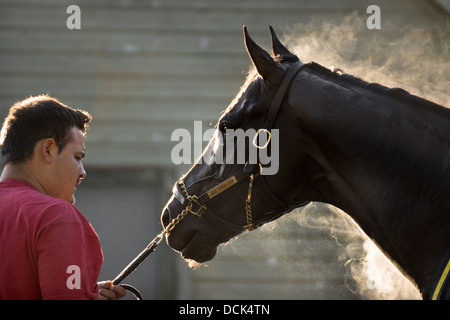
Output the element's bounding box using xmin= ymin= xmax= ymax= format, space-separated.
xmin=172 ymin=61 xmax=309 ymax=232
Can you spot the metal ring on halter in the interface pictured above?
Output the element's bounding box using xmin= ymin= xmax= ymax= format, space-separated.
xmin=252 ymin=128 xmax=271 ymax=149
xmin=185 ymin=195 xmax=207 ymax=217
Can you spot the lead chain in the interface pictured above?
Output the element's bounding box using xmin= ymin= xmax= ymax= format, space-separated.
xmin=245 ymin=174 xmax=255 ymax=231
xmin=163 ymin=203 xmax=191 ymax=237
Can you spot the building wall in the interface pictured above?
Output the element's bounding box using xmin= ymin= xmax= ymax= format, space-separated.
xmin=0 ymin=0 xmax=448 ymax=299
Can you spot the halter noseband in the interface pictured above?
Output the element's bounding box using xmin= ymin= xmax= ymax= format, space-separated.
xmin=169 ymin=61 xmax=309 ymax=233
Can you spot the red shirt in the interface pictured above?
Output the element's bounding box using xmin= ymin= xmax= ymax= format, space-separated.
xmin=0 ymin=179 xmax=103 ymax=299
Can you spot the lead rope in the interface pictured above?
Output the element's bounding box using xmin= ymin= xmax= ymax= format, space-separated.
xmin=111 ymin=201 xmax=193 ymax=300
xmin=111 ymin=231 xmax=163 ymax=300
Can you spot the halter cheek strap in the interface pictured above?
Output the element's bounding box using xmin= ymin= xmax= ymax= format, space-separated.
xmin=263 ymin=60 xmax=307 ymax=129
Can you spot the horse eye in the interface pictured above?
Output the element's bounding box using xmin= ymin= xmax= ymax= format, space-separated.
xmin=220 ymin=122 xmax=233 ymax=132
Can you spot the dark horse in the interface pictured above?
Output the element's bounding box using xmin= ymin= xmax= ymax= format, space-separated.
xmin=161 ymin=27 xmax=450 ymax=299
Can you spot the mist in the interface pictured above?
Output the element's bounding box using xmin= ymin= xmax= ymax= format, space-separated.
xmin=208 ymin=203 xmax=421 ymax=299
xmin=289 ymin=204 xmax=421 ymax=299
xmin=284 ymin=10 xmax=449 ymax=107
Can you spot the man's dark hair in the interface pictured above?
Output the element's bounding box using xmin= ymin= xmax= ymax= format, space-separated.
xmin=1 ymin=95 xmax=92 ymax=165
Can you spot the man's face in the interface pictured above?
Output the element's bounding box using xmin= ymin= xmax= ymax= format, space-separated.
xmin=48 ymin=126 xmax=87 ymax=204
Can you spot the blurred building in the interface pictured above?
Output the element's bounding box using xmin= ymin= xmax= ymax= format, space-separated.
xmin=0 ymin=0 xmax=448 ymax=299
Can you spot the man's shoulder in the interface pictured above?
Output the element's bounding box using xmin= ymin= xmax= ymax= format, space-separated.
xmin=24 ymin=195 xmax=83 ymax=227
xmin=0 ymin=179 xmax=82 ymax=223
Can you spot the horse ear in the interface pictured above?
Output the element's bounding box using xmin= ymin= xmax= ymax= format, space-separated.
xmin=243 ymin=26 xmax=284 ymax=85
xmin=269 ymin=26 xmax=299 ymax=62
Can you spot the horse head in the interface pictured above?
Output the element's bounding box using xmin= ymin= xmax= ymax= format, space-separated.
xmin=161 ymin=27 xmax=321 ymax=263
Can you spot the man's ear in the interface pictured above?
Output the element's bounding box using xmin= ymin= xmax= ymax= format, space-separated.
xmin=40 ymin=138 xmax=58 ymax=164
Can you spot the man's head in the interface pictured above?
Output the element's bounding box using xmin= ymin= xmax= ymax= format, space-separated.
xmin=0 ymin=95 xmax=92 ymax=203
xmin=1 ymin=95 xmax=91 ymax=165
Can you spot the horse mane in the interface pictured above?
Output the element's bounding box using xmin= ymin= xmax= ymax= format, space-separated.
xmin=307 ymin=62 xmax=449 ymax=116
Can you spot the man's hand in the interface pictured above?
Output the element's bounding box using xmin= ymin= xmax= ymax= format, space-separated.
xmin=96 ymin=281 xmax=127 ymax=300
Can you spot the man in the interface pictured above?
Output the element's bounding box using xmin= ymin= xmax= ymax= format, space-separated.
xmin=0 ymin=95 xmax=126 ymax=300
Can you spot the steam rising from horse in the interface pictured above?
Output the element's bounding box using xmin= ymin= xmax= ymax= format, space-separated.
xmin=161 ymin=26 xmax=450 ymax=299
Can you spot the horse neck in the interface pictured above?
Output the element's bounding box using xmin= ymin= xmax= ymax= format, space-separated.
xmin=288 ymin=68 xmax=450 ymax=296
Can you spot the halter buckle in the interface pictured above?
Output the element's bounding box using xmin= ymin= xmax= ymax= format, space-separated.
xmin=186 ymin=195 xmax=207 ymax=217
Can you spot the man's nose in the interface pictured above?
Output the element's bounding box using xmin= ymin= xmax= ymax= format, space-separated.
xmin=79 ymin=163 xmax=87 ymax=180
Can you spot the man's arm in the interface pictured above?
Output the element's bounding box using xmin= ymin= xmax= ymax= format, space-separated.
xmin=36 ymin=203 xmax=103 ymax=299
